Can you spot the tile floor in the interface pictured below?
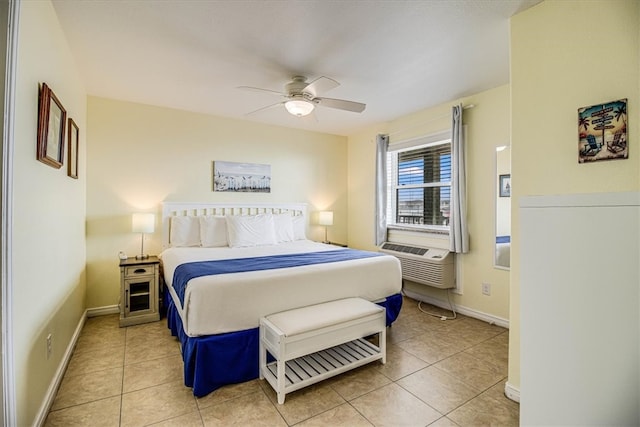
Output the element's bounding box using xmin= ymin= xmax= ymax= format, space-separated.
xmin=45 ymin=296 xmax=519 ymax=426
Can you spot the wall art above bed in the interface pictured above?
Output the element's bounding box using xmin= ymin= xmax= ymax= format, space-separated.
xmin=578 ymin=98 xmax=627 ymax=163
xmin=212 ymin=160 xmax=271 ymax=192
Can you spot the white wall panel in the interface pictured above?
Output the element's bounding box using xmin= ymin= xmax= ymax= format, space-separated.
xmin=520 ymin=192 xmax=639 ymax=426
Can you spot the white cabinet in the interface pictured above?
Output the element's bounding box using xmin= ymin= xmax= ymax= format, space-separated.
xmin=119 ymin=256 xmax=160 ymax=327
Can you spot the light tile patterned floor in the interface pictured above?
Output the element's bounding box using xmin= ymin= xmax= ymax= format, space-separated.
xmin=45 ymin=296 xmax=519 ymax=426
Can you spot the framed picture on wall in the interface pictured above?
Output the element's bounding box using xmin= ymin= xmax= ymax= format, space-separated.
xmin=578 ymin=98 xmax=627 ymax=163
xmin=36 ymin=83 xmax=67 ymax=169
xmin=212 ymin=161 xmax=271 ymax=192
xmin=67 ymin=118 xmax=79 ymax=179
xmin=499 ymin=174 xmax=511 ymax=197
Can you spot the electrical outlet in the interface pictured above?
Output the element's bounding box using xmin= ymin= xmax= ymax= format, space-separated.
xmin=46 ymin=334 xmax=52 ymax=359
xmin=482 ymin=283 xmax=491 ymax=296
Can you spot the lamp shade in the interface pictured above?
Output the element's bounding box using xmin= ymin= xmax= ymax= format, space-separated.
xmin=318 ymin=211 xmax=334 ymax=226
xmin=132 ymin=213 xmax=155 ymax=233
xmin=285 ymin=99 xmax=315 ymax=117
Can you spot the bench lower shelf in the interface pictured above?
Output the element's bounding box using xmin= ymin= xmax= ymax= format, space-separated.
xmin=262 ymin=337 xmax=383 ymax=402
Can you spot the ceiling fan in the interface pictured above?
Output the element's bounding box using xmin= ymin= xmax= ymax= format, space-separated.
xmin=238 ymin=76 xmax=366 ymax=117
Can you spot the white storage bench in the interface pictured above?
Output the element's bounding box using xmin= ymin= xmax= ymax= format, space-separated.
xmin=259 ymin=297 xmax=386 ymax=404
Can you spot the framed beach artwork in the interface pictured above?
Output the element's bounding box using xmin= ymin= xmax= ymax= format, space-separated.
xmin=213 ymin=161 xmax=271 ymax=192
xmin=578 ymin=98 xmax=627 ymax=163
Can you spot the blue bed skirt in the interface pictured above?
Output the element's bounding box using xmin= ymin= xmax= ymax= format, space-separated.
xmin=166 ymin=292 xmax=403 ymax=397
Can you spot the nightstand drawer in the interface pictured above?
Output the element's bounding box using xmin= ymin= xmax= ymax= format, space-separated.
xmin=125 ymin=265 xmax=154 ymax=277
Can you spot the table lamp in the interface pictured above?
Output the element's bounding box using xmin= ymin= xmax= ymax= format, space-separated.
xmin=318 ymin=211 xmax=333 ymax=244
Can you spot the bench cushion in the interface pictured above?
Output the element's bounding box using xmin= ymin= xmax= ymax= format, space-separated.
xmin=265 ymin=297 xmax=384 ymax=337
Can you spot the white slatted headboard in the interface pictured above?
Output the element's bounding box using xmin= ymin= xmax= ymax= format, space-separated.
xmin=161 ymin=202 xmax=307 ymax=249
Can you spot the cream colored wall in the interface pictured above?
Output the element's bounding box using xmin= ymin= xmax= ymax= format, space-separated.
xmin=509 ymin=0 xmax=639 ymax=392
xmin=347 ymin=84 xmax=511 ymax=321
xmin=13 ymin=1 xmax=87 ymax=425
xmin=86 ymin=97 xmax=347 ymax=308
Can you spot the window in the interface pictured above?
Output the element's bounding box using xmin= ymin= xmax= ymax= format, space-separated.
xmin=386 ymin=134 xmax=451 ymax=231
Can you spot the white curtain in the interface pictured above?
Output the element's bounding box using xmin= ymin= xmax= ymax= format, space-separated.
xmin=450 ymin=104 xmax=469 ymax=253
xmin=374 ymin=134 xmax=389 ymax=246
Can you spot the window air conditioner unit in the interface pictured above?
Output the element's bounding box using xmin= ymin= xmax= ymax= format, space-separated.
xmin=379 ymin=242 xmax=455 ymax=289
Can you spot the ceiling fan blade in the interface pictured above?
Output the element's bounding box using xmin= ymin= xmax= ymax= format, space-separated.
xmin=237 ymin=86 xmax=284 ymax=97
xmin=316 ymin=97 xmax=366 ymax=113
xmin=245 ymin=101 xmax=284 ymax=116
xmin=303 ymin=76 xmax=339 ymax=98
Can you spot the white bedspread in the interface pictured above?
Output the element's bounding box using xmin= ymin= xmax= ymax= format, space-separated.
xmin=496 ymin=242 xmax=511 ymax=268
xmin=161 ymin=240 xmax=402 ymax=337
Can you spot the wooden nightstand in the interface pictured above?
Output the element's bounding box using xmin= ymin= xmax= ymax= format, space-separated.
xmin=119 ymin=256 xmax=160 ymax=327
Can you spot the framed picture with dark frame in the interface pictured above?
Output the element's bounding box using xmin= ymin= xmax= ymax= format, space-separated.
xmin=578 ymin=98 xmax=627 ymax=163
xmin=36 ymin=83 xmax=66 ymax=169
xmin=499 ymin=174 xmax=511 ymax=197
xmin=67 ymin=118 xmax=79 ymax=179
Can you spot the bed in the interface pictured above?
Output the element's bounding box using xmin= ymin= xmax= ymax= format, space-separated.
xmin=160 ymin=202 xmax=403 ymax=397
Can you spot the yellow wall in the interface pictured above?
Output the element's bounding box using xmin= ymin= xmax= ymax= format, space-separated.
xmin=85 ymin=97 xmax=348 ymax=308
xmin=13 ymin=1 xmax=87 ymax=425
xmin=347 ymin=84 xmax=512 ymax=321
xmin=509 ymin=0 xmax=639 ymax=391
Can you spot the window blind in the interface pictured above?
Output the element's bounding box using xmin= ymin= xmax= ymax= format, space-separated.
xmin=386 ymin=136 xmax=452 ymax=229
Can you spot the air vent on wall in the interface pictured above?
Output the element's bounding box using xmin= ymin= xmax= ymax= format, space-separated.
xmin=380 ymin=243 xmax=429 ymax=256
xmin=379 ymin=242 xmax=454 ymax=289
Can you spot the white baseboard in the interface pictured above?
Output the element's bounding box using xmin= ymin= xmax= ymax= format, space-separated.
xmin=402 ymin=289 xmax=509 ymax=329
xmin=87 ymin=305 xmax=119 ymax=317
xmin=504 ymin=381 xmax=520 ymax=403
xmin=34 ymin=309 xmax=87 ymax=427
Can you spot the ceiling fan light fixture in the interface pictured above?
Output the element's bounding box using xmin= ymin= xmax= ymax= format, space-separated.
xmin=285 ymin=99 xmax=314 ymax=117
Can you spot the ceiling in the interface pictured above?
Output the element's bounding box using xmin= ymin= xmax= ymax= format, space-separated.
xmin=51 ymin=0 xmax=541 ymax=136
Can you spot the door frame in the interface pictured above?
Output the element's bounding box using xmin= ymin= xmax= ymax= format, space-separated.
xmin=1 ymin=0 xmax=19 ymax=424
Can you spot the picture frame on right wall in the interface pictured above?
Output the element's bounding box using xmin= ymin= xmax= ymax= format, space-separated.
xmin=499 ymin=174 xmax=511 ymax=197
xmin=578 ymin=98 xmax=627 ymax=163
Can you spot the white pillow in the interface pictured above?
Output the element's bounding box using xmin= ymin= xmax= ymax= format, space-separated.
xmin=199 ymin=216 xmax=228 ymax=247
xmin=170 ymin=216 xmax=200 ymax=247
xmin=225 ymin=214 xmax=278 ymax=248
xmin=292 ymin=215 xmax=307 ymax=240
xmin=273 ymin=213 xmax=294 ymax=243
